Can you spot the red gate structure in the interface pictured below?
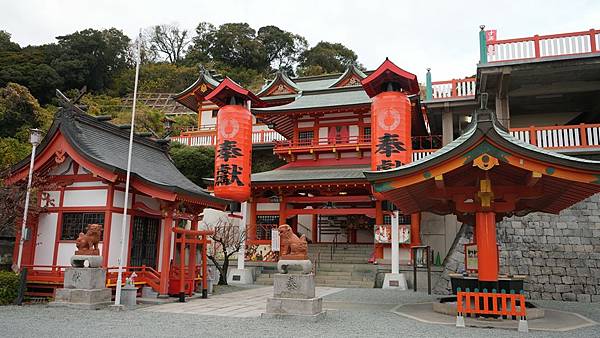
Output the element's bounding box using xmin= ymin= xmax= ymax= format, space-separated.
xmin=456 ymin=288 xmax=528 ymax=332
xmin=171 ymin=227 xmax=214 ymax=302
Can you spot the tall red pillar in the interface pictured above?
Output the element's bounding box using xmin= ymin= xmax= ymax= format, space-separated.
xmin=159 ymin=208 xmax=174 ymax=296
xmin=311 ymin=214 xmax=318 ymax=243
xmin=475 ymin=212 xmax=498 ymax=282
xmin=410 ymin=212 xmax=421 ymax=245
xmin=189 ymin=216 xmax=199 ymax=284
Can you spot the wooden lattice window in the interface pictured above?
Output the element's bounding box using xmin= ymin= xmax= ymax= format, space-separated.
xmin=61 ymin=212 xmax=105 ymax=240
xmin=256 ymin=215 xmax=279 ymax=240
xmin=298 ymin=131 xmax=314 ymax=146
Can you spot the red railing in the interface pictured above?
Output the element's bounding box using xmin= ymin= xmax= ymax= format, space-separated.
xmin=456 ymin=289 xmax=528 ymax=332
xmin=274 ymin=135 xmax=372 ymax=152
xmin=431 ymin=78 xmax=477 ymax=99
xmin=487 ymin=28 xmax=599 ymax=63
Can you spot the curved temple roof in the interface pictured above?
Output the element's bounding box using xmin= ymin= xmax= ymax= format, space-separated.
xmin=364 ymin=107 xmax=600 ymax=221
xmin=7 ymin=106 xmax=229 ymax=209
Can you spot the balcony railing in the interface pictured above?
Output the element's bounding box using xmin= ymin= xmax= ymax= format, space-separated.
xmin=274 ymin=135 xmax=372 ymax=153
xmin=171 ymin=129 xmax=285 ymax=146
xmin=485 ymin=28 xmax=599 ymax=63
xmin=510 ymin=123 xmax=600 ymax=149
xmin=431 ymin=78 xmax=477 ymax=100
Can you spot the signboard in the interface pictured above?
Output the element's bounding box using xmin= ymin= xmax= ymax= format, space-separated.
xmin=465 ymin=243 xmax=478 ymax=272
xmin=271 ymin=228 xmax=280 ymax=252
xmin=485 ymin=29 xmax=497 ymax=56
xmin=374 ymin=224 xmax=410 ymax=244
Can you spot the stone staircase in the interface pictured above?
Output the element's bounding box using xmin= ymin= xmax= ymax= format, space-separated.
xmin=255 ymin=244 xmax=376 ymax=288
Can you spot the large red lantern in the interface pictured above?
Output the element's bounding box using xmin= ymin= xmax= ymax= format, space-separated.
xmin=213 ymin=104 xmax=252 ymax=202
xmin=370 ymin=91 xmax=412 ymax=172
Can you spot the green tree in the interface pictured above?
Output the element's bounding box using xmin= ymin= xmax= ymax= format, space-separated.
xmin=0 ymin=83 xmax=53 ymax=140
xmin=257 ymin=25 xmax=307 ymax=75
xmin=169 ymin=143 xmax=215 ymax=187
xmin=0 ymin=30 xmax=20 ymax=52
xmin=52 ymin=28 xmax=131 ymax=91
xmin=110 ymin=63 xmax=198 ymax=96
xmin=298 ymin=41 xmax=360 ymax=76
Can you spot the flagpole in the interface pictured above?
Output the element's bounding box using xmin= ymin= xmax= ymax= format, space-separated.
xmin=115 ymin=30 xmax=141 ymax=306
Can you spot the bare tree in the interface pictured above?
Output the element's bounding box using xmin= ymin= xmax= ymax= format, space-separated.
xmin=204 ymin=217 xmax=246 ymax=285
xmin=145 ymin=24 xmax=191 ymax=64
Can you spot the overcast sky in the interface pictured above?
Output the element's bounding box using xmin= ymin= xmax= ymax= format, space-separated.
xmin=2 ymin=0 xmax=599 ymax=81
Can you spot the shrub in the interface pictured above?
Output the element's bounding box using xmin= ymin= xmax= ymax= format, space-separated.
xmin=0 ymin=271 xmax=19 ymax=305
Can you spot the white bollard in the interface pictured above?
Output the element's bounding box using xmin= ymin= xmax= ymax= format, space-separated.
xmin=518 ymin=317 xmax=529 ymax=333
xmin=456 ymin=313 xmax=465 ymax=328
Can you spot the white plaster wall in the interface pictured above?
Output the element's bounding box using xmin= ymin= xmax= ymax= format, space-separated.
xmin=298 ymin=121 xmax=314 ymax=128
xmin=57 ymin=243 xmax=76 ymax=266
xmin=320 ymin=153 xmax=335 ymax=159
xmin=33 ymin=213 xmax=58 ymax=268
xmin=63 ymin=189 xmax=107 ymax=207
xmin=349 ymin=125 xmax=359 ymax=137
xmin=113 ymin=191 xmax=133 ymax=209
xmin=318 ymin=127 xmax=328 ymax=143
xmin=340 ymin=152 xmax=358 ymax=158
xmin=201 ymin=111 xmax=216 ymax=125
xmin=383 ymin=247 xmax=410 ymax=263
xmin=108 ymin=213 xmax=131 ymax=267
xmin=257 ymin=203 xmax=279 ymax=211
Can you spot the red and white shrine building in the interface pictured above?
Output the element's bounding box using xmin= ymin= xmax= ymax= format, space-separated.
xmin=5 ymin=105 xmax=230 ymax=296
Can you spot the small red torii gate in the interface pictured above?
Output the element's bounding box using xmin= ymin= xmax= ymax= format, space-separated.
xmin=171 ymin=227 xmax=214 ymax=302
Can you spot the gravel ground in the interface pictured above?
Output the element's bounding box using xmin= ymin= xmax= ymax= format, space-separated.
xmin=1 ymin=288 xmax=599 ymax=338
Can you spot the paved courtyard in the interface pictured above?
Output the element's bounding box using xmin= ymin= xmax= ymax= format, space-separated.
xmin=1 ymin=287 xmax=599 ymax=338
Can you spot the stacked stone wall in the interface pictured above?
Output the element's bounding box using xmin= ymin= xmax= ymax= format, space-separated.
xmin=434 ymin=193 xmax=600 ymax=302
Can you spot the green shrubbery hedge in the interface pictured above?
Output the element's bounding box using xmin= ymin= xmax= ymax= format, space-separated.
xmin=0 ymin=271 xmax=19 ymax=305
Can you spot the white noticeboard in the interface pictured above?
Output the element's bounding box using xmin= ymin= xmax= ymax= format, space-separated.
xmin=271 ymin=229 xmax=280 ymax=252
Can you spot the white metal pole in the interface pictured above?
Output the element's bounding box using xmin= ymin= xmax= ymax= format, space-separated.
xmin=391 ymin=210 xmax=399 ymax=275
xmin=115 ymin=30 xmax=141 ymax=306
xmin=237 ymin=202 xmax=247 ymax=270
xmin=16 ymin=143 xmax=37 ymax=270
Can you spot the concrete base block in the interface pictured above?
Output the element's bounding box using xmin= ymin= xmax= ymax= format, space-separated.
xmin=382 ymin=273 xmax=408 ymax=290
xmin=273 ymin=273 xmax=315 ymax=299
xmin=227 ymin=268 xmax=254 ymax=285
xmin=277 ymin=259 xmax=312 ymax=274
xmin=63 ymin=267 xmax=106 ymax=290
xmin=265 ymin=297 xmax=323 ymax=316
xmin=120 ymin=285 xmax=137 ymax=309
xmin=50 ymin=288 xmax=112 ymax=310
xmin=261 ymin=310 xmax=326 ymax=322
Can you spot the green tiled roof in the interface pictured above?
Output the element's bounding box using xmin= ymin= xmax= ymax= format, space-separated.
xmin=254 ymin=86 xmax=371 ymax=113
xmin=252 ymin=165 xmax=370 ymax=183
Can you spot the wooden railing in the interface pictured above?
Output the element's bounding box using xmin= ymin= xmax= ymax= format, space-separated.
xmin=510 ymin=123 xmax=600 ymax=149
xmin=486 ymin=28 xmax=599 ymax=63
xmin=274 ymin=135 xmax=372 ymax=152
xmin=431 ymin=78 xmax=477 ymax=99
xmin=456 ymin=288 xmax=528 ymax=332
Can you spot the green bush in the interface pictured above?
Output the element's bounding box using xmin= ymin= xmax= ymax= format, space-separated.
xmin=0 ymin=271 xmax=19 ymax=305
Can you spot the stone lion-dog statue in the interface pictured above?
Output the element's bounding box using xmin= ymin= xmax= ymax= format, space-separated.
xmin=277 ymin=224 xmax=311 ymax=274
xmin=75 ymin=223 xmax=102 ymax=256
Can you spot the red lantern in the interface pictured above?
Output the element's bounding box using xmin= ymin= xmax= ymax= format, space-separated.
xmin=370 ymin=91 xmax=412 ymax=171
xmin=214 ymin=104 xmax=252 ymax=202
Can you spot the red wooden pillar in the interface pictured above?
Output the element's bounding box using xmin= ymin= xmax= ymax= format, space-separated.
xmin=189 ymin=216 xmax=198 ymax=287
xmin=374 ymin=200 xmax=384 ymax=260
xmin=159 ymin=208 xmax=174 ymax=296
xmin=410 ymin=212 xmax=421 ymax=245
xmin=278 ymin=196 xmax=287 ymax=225
xmin=178 ymin=233 xmax=186 ymax=302
xmin=475 ymin=212 xmax=498 ymax=282
xmin=102 ymin=185 xmax=114 ymax=268
xmin=247 ymin=200 xmax=257 ymax=241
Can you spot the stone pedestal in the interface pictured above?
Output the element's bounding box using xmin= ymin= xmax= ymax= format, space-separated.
xmin=227 ymin=267 xmax=254 ymax=285
xmin=262 ymin=273 xmax=325 ymax=321
xmin=50 ymin=267 xmax=111 ymax=310
xmin=120 ymin=284 xmax=137 ymax=309
xmin=382 ymin=273 xmax=408 ymax=290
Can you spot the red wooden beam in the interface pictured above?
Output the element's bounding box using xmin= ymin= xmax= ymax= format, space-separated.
xmin=285 ymin=207 xmax=375 ymax=217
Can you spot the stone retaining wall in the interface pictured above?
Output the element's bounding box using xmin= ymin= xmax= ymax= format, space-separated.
xmin=433 ymin=193 xmax=600 ymax=302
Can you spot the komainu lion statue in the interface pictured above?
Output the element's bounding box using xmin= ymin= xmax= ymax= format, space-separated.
xmin=278 ymin=224 xmax=308 ymax=260
xmin=75 ymin=223 xmax=102 ymax=255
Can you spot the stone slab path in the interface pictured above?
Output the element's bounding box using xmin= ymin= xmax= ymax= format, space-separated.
xmin=144 ymin=286 xmax=343 ymax=318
